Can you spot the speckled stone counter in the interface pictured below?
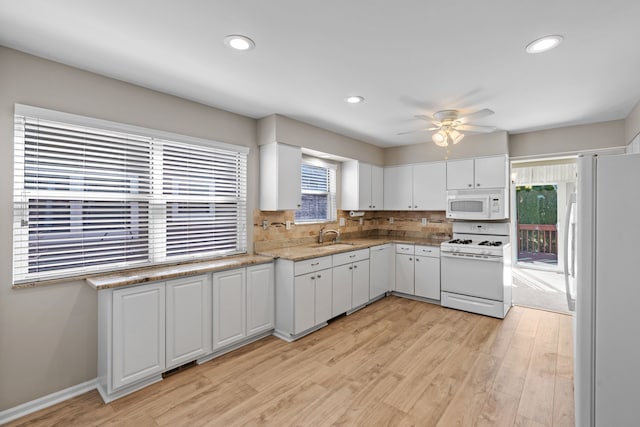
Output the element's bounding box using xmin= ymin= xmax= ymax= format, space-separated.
xmin=256 ymin=236 xmax=449 ymax=261
xmin=87 ymin=254 xmax=275 ymax=290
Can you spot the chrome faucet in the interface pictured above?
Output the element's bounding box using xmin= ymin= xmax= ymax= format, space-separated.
xmin=318 ymin=226 xmax=340 ymax=244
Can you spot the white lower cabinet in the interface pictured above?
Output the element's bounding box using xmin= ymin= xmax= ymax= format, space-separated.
xmin=98 ymin=262 xmax=274 ymax=403
xmin=246 ymin=264 xmax=275 ymax=336
xmin=332 ymin=249 xmax=370 ymax=316
xmin=213 ymin=269 xmax=247 ymax=349
xmin=166 ymin=275 xmax=212 ymax=369
xmin=370 ymin=244 xmax=395 ymax=298
xmin=414 ymin=246 xmax=441 ymax=300
xmin=395 ymin=253 xmax=415 ymax=295
xmin=394 ymin=244 xmax=441 ymax=300
xmin=275 ymin=255 xmax=333 ymax=340
xmin=112 ymin=282 xmax=166 ymax=390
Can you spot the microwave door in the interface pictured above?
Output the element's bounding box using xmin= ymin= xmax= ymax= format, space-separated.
xmin=448 ymin=196 xmax=489 ymax=219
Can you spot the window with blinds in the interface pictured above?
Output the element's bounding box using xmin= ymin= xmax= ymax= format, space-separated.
xmin=295 ymin=159 xmax=337 ymax=223
xmin=13 ymin=106 xmax=247 ymax=284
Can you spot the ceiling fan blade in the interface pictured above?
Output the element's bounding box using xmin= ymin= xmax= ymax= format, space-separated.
xmin=397 ymin=126 xmax=440 ymax=135
xmin=457 ymin=124 xmax=496 ymax=133
xmin=414 ymin=114 xmax=436 ymax=122
xmin=457 ymin=108 xmax=494 ymax=124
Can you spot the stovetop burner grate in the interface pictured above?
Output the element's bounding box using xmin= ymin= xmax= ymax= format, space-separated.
xmin=448 ymin=239 xmax=473 ymax=245
xmin=478 ymin=240 xmax=503 ymax=247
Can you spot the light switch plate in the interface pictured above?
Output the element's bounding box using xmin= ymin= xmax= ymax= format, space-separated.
xmin=422 ymin=218 xmax=427 ymax=225
xmin=339 ymin=217 xmax=345 ymax=226
xmin=359 ymin=218 xmax=364 ymax=225
xmin=389 ymin=217 xmax=394 ymax=224
xmin=285 ymin=220 xmax=291 ymax=230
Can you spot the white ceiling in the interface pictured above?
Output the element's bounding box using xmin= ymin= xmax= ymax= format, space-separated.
xmin=1 ymin=0 xmax=639 ymax=148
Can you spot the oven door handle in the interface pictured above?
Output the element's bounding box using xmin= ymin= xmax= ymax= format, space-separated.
xmin=441 ymin=252 xmax=503 ymax=261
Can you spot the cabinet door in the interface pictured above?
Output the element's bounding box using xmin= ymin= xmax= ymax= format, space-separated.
xmin=352 ymin=259 xmax=370 ymax=309
xmin=314 ymin=269 xmax=332 ymax=324
xmin=358 ymin=163 xmax=373 ymax=210
xmin=246 ymin=264 xmax=275 ymax=337
xmin=370 ymin=245 xmax=392 ymax=299
xmin=414 ymin=256 xmax=441 ymax=300
xmin=384 ymin=166 xmax=413 ymax=210
xmin=446 ymin=158 xmax=474 ymax=190
xmin=413 ymin=162 xmax=446 ymax=210
xmin=294 ymin=273 xmax=316 ymax=334
xmin=260 ymin=143 xmax=301 ymax=210
xmin=370 ymin=165 xmax=384 ymax=210
xmin=113 ymin=282 xmax=165 ymax=389
xmin=395 ymin=254 xmax=415 ymax=295
xmin=166 ymin=275 xmax=212 ymax=369
xmin=474 ymin=156 xmax=507 ymax=189
xmin=213 ymin=269 xmax=246 ymax=349
xmin=332 ymin=263 xmax=353 ymax=316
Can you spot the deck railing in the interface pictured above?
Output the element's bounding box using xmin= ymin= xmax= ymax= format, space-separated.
xmin=517 ymin=224 xmax=558 ymax=255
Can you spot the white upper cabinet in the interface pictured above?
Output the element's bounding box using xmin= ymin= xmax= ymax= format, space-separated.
xmin=413 ymin=161 xmax=446 ymax=210
xmin=383 ymin=165 xmax=413 ymax=210
xmin=260 ymin=143 xmax=302 ymax=211
xmin=447 ymin=155 xmax=508 ymax=190
xmin=384 ymin=162 xmax=446 ymax=210
xmin=342 ymin=161 xmax=383 ymax=210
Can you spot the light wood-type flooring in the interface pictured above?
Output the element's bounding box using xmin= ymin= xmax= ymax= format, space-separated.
xmin=8 ymin=296 xmax=574 ymax=426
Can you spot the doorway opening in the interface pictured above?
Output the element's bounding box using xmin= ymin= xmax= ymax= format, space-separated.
xmin=510 ymin=158 xmax=576 ymax=314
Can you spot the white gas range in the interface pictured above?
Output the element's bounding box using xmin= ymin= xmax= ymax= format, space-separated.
xmin=440 ymin=222 xmax=512 ymax=318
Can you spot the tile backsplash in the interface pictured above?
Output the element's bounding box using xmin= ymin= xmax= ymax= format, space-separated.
xmin=253 ymin=210 xmax=452 ymax=252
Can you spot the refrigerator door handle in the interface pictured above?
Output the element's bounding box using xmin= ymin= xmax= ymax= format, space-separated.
xmin=563 ymin=192 xmax=577 ymax=311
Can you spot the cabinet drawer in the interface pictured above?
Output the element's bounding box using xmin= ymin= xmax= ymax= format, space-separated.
xmin=295 ymin=256 xmax=332 ymax=276
xmin=415 ymin=245 xmax=440 ymax=257
xmin=332 ymin=249 xmax=369 ymax=266
xmin=395 ymin=244 xmax=415 ymax=255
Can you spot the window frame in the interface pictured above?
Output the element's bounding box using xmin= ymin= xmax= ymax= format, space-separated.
xmin=294 ymin=157 xmax=337 ymax=224
xmin=13 ymin=104 xmax=249 ymax=285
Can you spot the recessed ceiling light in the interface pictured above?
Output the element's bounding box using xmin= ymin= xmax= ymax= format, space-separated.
xmin=346 ymin=96 xmax=364 ymax=104
xmin=224 ymin=34 xmax=255 ymax=51
xmin=525 ymin=35 xmax=563 ymax=54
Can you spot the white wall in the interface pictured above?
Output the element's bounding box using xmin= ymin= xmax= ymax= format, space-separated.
xmin=258 ymin=114 xmax=384 ymax=165
xmin=509 ymin=120 xmax=625 ymax=158
xmin=624 ymin=100 xmax=640 ymax=145
xmin=384 ymin=131 xmax=509 ymax=166
xmin=0 ymin=46 xmax=258 ymax=411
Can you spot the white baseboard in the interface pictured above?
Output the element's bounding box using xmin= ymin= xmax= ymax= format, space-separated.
xmin=0 ymin=378 xmax=97 ymax=426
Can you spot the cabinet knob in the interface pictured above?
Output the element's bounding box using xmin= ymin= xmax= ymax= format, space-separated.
xmin=409 ymin=257 xmax=413 ymax=261
xmin=408 ymin=205 xmax=412 ymax=208
xmin=349 ymin=266 xmax=353 ymax=270
xmin=416 ymin=258 xmax=420 ymax=262
xmin=311 ymin=276 xmax=316 ymax=280
xmin=468 ymin=184 xmax=472 ymax=187
xmin=317 ymin=274 xmax=321 ymax=278
xmin=414 ymin=205 xmax=418 ymax=208
xmin=477 ymin=183 xmax=481 ymax=186
xmin=297 ymin=204 xmax=301 ymax=207
xmin=372 ymin=205 xmax=375 ymax=208
xmin=354 ymin=265 xmax=358 ymax=269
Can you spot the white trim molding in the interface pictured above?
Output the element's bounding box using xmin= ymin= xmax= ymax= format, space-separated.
xmin=0 ymin=379 xmax=97 ymax=425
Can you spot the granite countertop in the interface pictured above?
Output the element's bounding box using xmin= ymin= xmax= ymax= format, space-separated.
xmin=87 ymin=254 xmax=274 ymax=290
xmin=256 ymin=236 xmax=449 ymax=261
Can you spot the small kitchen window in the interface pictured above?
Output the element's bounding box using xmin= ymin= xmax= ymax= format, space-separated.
xmin=295 ymin=158 xmax=337 ymax=224
xmin=12 ymin=105 xmax=248 ymax=285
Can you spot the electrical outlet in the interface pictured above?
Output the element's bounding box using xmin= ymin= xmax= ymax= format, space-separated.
xmin=359 ymin=218 xmax=364 ymax=225
xmin=389 ymin=217 xmax=394 ymax=224
xmin=285 ymin=220 xmax=291 ymax=230
xmin=422 ymin=218 xmax=427 ymax=225
xmin=339 ymin=217 xmax=345 ymax=226
xmin=262 ymin=220 xmax=268 ymax=230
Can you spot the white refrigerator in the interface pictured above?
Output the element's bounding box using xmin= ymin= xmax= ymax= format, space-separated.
xmin=571 ymin=153 xmax=640 ymax=426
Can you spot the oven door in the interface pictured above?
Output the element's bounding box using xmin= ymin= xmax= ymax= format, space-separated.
xmin=446 ymin=195 xmax=490 ymax=220
xmin=441 ymin=252 xmax=504 ymax=300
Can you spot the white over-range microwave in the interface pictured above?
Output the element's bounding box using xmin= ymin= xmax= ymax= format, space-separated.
xmin=446 ymin=189 xmax=508 ymax=220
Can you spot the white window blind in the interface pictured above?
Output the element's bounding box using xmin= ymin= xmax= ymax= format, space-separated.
xmin=295 ymin=158 xmax=337 ymax=223
xmin=13 ymin=107 xmax=247 ymax=284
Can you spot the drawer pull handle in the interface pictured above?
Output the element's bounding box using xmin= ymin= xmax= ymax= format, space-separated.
xmin=311 ymin=262 xmax=320 ymax=266
xmin=349 ymin=254 xmax=356 ymax=258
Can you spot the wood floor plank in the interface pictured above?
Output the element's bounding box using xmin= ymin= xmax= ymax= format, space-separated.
xmin=6 ymin=297 xmax=575 ymax=427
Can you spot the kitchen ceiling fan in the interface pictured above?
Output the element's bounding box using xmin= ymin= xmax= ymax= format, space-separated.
xmin=398 ymin=108 xmax=495 ymax=147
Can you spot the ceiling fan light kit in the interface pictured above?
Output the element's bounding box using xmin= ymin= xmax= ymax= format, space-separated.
xmin=400 ymin=108 xmax=495 ymax=148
